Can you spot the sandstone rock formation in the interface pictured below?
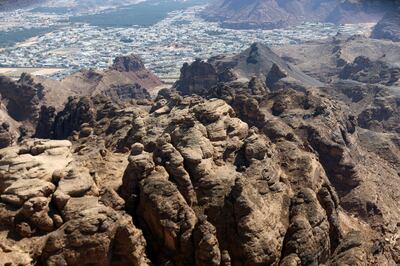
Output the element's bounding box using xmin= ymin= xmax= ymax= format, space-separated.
xmin=0 ymin=74 xmax=44 ymax=126
xmin=1 ymin=42 xmax=400 ymax=265
xmin=0 ymin=139 xmax=149 ymax=265
xmin=103 ymin=83 xmax=151 ymax=103
xmin=111 ymin=54 xmax=147 ymax=72
xmin=35 ymin=94 xmax=149 ymax=146
xmin=0 ymin=122 xmax=14 ymax=149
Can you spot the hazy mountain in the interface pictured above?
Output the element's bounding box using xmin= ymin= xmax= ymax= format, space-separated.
xmin=202 ymin=0 xmax=398 ymax=29
xmin=45 ymin=0 xmax=145 ymax=9
xmin=0 ymin=0 xmax=163 ymax=11
xmin=0 ymin=0 xmax=44 ymax=10
xmin=371 ymin=6 xmax=400 ymax=42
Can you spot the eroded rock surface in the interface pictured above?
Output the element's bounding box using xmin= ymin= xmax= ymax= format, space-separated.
xmin=0 ymin=139 xmax=149 ymax=265
xmin=1 ymin=42 xmax=400 ymax=265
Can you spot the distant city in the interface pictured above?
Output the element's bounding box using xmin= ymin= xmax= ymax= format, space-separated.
xmin=0 ymin=2 xmax=372 ymax=80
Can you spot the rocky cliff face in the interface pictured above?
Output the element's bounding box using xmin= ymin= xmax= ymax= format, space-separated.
xmin=111 ymin=54 xmax=147 ymax=72
xmin=0 ymin=73 xmax=48 ymax=141
xmin=1 ymin=42 xmax=400 ymax=265
xmin=0 ymin=73 xmax=44 ymax=124
xmin=0 ymin=139 xmax=149 ymax=265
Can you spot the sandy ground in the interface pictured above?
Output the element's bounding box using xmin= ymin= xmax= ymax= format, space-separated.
xmin=15 ymin=37 xmax=39 ymax=48
xmin=0 ymin=67 xmax=65 ymax=78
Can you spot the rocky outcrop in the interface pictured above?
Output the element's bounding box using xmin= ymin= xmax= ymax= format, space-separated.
xmin=103 ymin=83 xmax=151 ymax=102
xmin=340 ymin=56 xmax=400 ymax=86
xmin=34 ymin=106 xmax=56 ymax=139
xmin=0 ymin=54 xmax=159 ymax=141
xmin=41 ymin=206 xmax=149 ymax=265
xmin=55 ymin=53 xmax=162 ymax=100
xmin=2 ymin=42 xmax=400 ymax=265
xmin=174 ymin=59 xmax=219 ymax=95
xmin=52 ymin=96 xmax=96 ymax=140
xmin=111 ymin=54 xmax=147 ymax=72
xmin=35 ymin=95 xmax=150 ymax=152
xmin=0 ymin=139 xmax=149 ymax=265
xmin=0 ymin=140 xmax=72 ymax=234
xmin=372 ymin=7 xmax=400 ymax=42
xmin=0 ymin=122 xmax=14 ymax=148
xmin=0 ymin=73 xmax=44 ymax=125
xmin=175 ymin=43 xmax=322 ymax=96
xmin=116 ymin=85 xmax=399 ymax=264
xmin=356 ymin=88 xmax=400 ymax=133
xmin=202 ymin=0 xmax=395 ymax=29
xmin=2 ymin=87 xmax=399 ymax=265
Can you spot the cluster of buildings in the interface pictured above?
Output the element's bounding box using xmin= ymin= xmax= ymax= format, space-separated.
xmin=0 ymin=9 xmax=68 ymax=32
xmin=0 ymin=5 xmax=372 ymax=80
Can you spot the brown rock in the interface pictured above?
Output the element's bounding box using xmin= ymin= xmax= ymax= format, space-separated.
xmin=41 ymin=206 xmax=149 ymax=266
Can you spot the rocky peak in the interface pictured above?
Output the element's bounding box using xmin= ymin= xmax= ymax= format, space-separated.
xmin=111 ymin=54 xmax=146 ymax=72
xmin=174 ymin=60 xmax=219 ymax=95
xmin=0 ymin=73 xmax=44 ymax=126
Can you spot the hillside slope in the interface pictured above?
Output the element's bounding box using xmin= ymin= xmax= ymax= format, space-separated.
xmin=371 ymin=7 xmax=400 ymax=42
xmin=202 ymin=0 xmax=396 ymax=29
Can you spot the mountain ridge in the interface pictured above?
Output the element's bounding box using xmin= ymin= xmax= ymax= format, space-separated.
xmin=371 ymin=6 xmax=400 ymax=42
xmin=202 ymin=0 xmax=398 ymax=29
